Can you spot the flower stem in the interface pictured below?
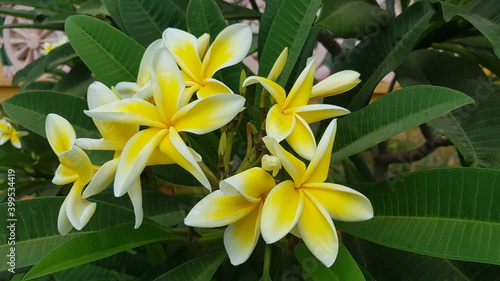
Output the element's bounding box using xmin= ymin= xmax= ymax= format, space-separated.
xmin=262 ymin=245 xmax=272 ymax=277
xmin=199 ymin=161 xmax=220 ymax=190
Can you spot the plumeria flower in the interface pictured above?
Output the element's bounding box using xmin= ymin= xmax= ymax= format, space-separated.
xmin=85 ymin=48 xmax=245 ymax=195
xmin=261 ymin=119 xmax=373 ymax=267
xmin=185 ymin=167 xmax=276 ymax=265
xmin=0 ymin=119 xmax=28 ymax=149
xmin=46 ymin=114 xmax=95 ymax=235
xmin=243 ymin=58 xmax=360 ymax=160
xmin=163 ymin=23 xmax=252 ymax=99
xmin=75 ymin=82 xmax=168 ymax=228
xmin=261 ymin=154 xmax=281 ymax=177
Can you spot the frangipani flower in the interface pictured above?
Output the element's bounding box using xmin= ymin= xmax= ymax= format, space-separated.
xmin=185 ymin=167 xmax=276 ymax=265
xmin=243 ymin=58 xmax=360 ymax=160
xmin=261 ymin=119 xmax=373 ymax=267
xmin=75 ymin=81 xmax=166 ymax=228
xmin=85 ymin=48 xmax=245 ymax=195
xmin=0 ymin=119 xmax=28 ymax=149
xmin=46 ymin=114 xmax=95 ymax=235
xmin=163 ymin=23 xmax=252 ymax=98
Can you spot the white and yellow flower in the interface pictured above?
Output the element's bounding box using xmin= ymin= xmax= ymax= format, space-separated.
xmin=85 ymin=48 xmax=246 ymax=195
xmin=163 ymin=23 xmax=252 ymax=98
xmin=0 ymin=119 xmax=28 ymax=149
xmin=45 ymin=113 xmax=95 ymax=235
xmin=261 ymin=119 xmax=373 ymax=267
xmin=243 ymin=57 xmax=359 ymax=160
xmin=185 ymin=167 xmax=276 ymax=265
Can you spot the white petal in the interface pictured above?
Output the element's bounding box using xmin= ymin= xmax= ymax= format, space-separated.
xmin=311 ymin=70 xmax=361 ymax=99
xmin=128 ymin=179 xmax=144 ymax=229
xmin=83 ymin=158 xmax=119 ymax=198
xmin=45 ymin=114 xmax=76 ymax=156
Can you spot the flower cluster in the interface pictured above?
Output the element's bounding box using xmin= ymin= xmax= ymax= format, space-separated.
xmin=45 ymin=23 xmax=372 ymax=267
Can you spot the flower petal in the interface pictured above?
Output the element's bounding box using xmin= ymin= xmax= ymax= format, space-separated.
xmin=243 ymin=76 xmax=286 ymax=107
xmin=172 ymin=93 xmax=245 ymax=135
xmin=261 ymin=180 xmax=303 ymax=243
xmin=311 ymin=70 xmax=361 ymax=99
xmin=65 ymin=182 xmax=97 ymax=230
xmin=128 ymin=178 xmax=144 ymax=229
xmin=267 ymin=47 xmax=288 ymax=81
xmin=59 ymin=146 xmax=93 ymax=184
xmin=197 ymin=78 xmax=233 ymax=98
xmin=286 ymin=114 xmax=316 ymax=161
xmin=224 ymin=204 xmax=262 ymax=265
xmin=285 ymin=57 xmax=315 ymax=109
xmin=302 ymin=119 xmax=337 ymax=184
xmin=57 ymin=197 xmax=73 ymax=235
xmin=220 ymin=167 xmax=275 ymax=202
xmin=53 ymin=164 xmax=79 ymax=185
xmin=262 ymin=136 xmax=305 ymax=184
xmin=151 ymin=47 xmax=185 ymax=121
xmin=163 ymin=28 xmax=202 ymax=83
xmin=302 ymin=182 xmax=373 ymax=222
xmin=292 ymin=104 xmax=350 ymax=124
xmin=297 ymin=190 xmax=338 ymax=267
xmin=115 ymin=128 xmax=168 ymax=197
xmin=75 ymin=138 xmax=124 ymax=151
xmin=201 ymin=23 xmax=252 ymax=78
xmin=185 ymin=190 xmax=256 ymax=227
xmin=9 ymin=132 xmax=22 ymax=149
xmin=85 ymin=98 xmax=165 ymax=127
xmin=138 ymin=39 xmax=165 ymax=87
xmin=265 ymin=104 xmax=294 ymax=142
xmin=160 ymin=127 xmax=210 ymax=189
xmin=83 ymin=158 xmax=119 ymax=198
xmin=46 ymin=114 xmax=76 ymax=156
xmin=87 ymin=82 xmax=121 ymax=110
xmin=114 ymin=82 xmax=139 ymax=98
xmin=197 ymin=33 xmax=210 ymax=60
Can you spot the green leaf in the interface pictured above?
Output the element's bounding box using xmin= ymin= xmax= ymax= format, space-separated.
xmin=295 ymin=242 xmax=365 ymax=281
xmin=99 ymin=0 xmax=127 ymax=31
xmin=331 ymin=85 xmax=474 ymax=163
xmin=337 ymin=168 xmax=500 ymax=265
xmin=53 ymin=61 xmax=95 ymax=97
xmin=315 ymin=0 xmax=391 ymax=38
xmin=119 ymin=0 xmax=187 ymax=47
xmin=438 ymin=0 xmax=500 ymax=58
xmin=24 ymin=221 xmax=182 ymax=279
xmin=65 ymin=15 xmax=145 ymax=86
xmin=0 ymin=0 xmax=76 ymax=12
xmin=186 ymin=0 xmax=226 ymax=38
xmin=395 ymin=49 xmax=500 ymax=169
xmin=0 ymin=198 xmax=126 ymax=271
xmin=152 ymin=251 xmax=226 ymax=281
xmin=343 ymin=234 xmax=500 ymax=281
xmin=2 ymin=91 xmax=100 ymax=139
xmin=215 ymin=0 xmax=261 ymax=20
xmin=326 ymin=1 xmax=435 ymax=111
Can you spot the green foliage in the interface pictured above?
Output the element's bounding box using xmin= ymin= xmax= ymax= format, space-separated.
xmin=1 ymin=0 xmax=500 ymax=280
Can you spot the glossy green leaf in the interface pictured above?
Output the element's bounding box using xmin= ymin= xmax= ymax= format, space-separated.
xmin=119 ymin=0 xmax=186 ymax=47
xmin=99 ymin=0 xmax=126 ymax=31
xmin=315 ymin=0 xmax=391 ymax=38
xmin=438 ymin=0 xmax=500 ymax=58
xmin=337 ymin=168 xmax=500 ymax=264
xmin=2 ymin=91 xmax=99 ymax=139
xmin=257 ymin=0 xmax=282 ymax=55
xmin=396 ymin=49 xmax=500 ymax=169
xmin=331 ymin=85 xmax=474 ymax=163
xmin=327 ymin=1 xmax=435 ymax=111
xmin=0 ymin=0 xmax=75 ymax=12
xmin=0 ymin=198 xmax=126 ymax=271
xmin=295 ymin=242 xmax=365 ymax=281
xmin=186 ymin=0 xmax=226 ymax=38
xmin=24 ymin=221 xmax=182 ymax=279
xmin=343 ymin=234 xmax=500 ymax=281
xmin=65 ymin=15 xmax=145 ymax=86
xmin=215 ymin=0 xmax=261 ymax=20
xmin=152 ymin=251 xmax=226 ymax=281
